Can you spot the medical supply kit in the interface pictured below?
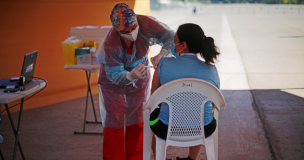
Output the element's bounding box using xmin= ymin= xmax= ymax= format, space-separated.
xmin=62 ymin=26 xmax=111 ymax=65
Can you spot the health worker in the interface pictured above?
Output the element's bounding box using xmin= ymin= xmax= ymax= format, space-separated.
xmin=96 ymin=3 xmax=175 ymax=160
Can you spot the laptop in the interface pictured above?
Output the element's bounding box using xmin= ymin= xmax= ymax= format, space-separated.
xmin=0 ymin=50 xmax=38 ymax=88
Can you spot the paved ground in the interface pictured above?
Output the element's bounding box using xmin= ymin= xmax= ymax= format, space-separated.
xmin=0 ymin=95 xmax=104 ymax=160
xmin=1 ymin=4 xmax=304 ymax=160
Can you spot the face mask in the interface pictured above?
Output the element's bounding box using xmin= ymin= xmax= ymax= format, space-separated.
xmin=171 ymin=42 xmax=183 ymax=57
xmin=120 ymin=26 xmax=139 ymax=41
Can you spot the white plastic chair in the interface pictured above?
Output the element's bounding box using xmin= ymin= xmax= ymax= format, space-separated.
xmin=144 ymin=78 xmax=226 ymax=160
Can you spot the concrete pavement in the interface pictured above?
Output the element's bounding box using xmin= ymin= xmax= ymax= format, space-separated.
xmin=224 ymin=11 xmax=304 ymax=160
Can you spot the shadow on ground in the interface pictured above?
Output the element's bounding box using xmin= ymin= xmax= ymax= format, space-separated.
xmin=0 ymin=90 xmax=303 ymax=160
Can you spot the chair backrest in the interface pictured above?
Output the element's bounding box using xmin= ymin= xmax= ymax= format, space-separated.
xmin=146 ymin=78 xmax=226 ymax=147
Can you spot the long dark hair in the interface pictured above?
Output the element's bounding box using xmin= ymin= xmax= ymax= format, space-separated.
xmin=177 ymin=23 xmax=220 ymax=65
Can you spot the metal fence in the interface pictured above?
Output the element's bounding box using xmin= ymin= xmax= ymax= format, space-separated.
xmin=151 ymin=1 xmax=304 ymax=15
xmin=203 ymin=4 xmax=304 ymax=14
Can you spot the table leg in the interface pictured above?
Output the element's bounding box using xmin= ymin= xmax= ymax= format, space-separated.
xmin=5 ymin=100 xmax=26 ymax=160
xmin=0 ymin=147 xmax=4 ymax=160
xmin=82 ymin=73 xmax=90 ymax=132
xmin=86 ymin=71 xmax=98 ymax=123
xmin=73 ymin=71 xmax=103 ymax=135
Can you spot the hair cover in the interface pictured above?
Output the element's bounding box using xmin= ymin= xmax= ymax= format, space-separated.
xmin=110 ymin=3 xmax=138 ymax=31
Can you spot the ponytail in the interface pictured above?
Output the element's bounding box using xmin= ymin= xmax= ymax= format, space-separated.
xmin=177 ymin=23 xmax=220 ymax=65
xmin=200 ymin=36 xmax=220 ymax=65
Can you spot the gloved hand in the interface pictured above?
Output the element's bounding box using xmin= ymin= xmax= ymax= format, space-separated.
xmin=126 ymin=64 xmax=146 ymax=81
xmin=150 ymin=49 xmax=168 ymax=68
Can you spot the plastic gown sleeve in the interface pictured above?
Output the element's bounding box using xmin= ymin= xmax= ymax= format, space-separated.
xmin=96 ymin=40 xmax=134 ymax=85
xmin=138 ymin=16 xmax=175 ymax=56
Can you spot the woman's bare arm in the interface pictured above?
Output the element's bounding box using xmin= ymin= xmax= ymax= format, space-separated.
xmin=150 ymin=64 xmax=161 ymax=160
xmin=151 ymin=65 xmax=161 ymax=95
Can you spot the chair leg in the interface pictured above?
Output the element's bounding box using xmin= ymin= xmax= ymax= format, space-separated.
xmin=214 ymin=110 xmax=219 ymax=160
xmin=155 ymin=136 xmax=166 ymax=160
xmin=143 ymin=108 xmax=152 ymax=160
xmin=205 ymin=136 xmax=216 ymax=160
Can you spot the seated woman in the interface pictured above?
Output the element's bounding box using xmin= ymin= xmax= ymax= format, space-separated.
xmin=150 ymin=23 xmax=220 ymax=160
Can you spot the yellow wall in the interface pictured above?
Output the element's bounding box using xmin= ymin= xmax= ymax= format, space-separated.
xmin=134 ymin=0 xmax=150 ymax=16
xmin=0 ymin=0 xmax=150 ymax=113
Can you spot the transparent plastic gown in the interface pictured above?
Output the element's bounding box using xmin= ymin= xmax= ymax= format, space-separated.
xmin=97 ymin=15 xmax=174 ymax=129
